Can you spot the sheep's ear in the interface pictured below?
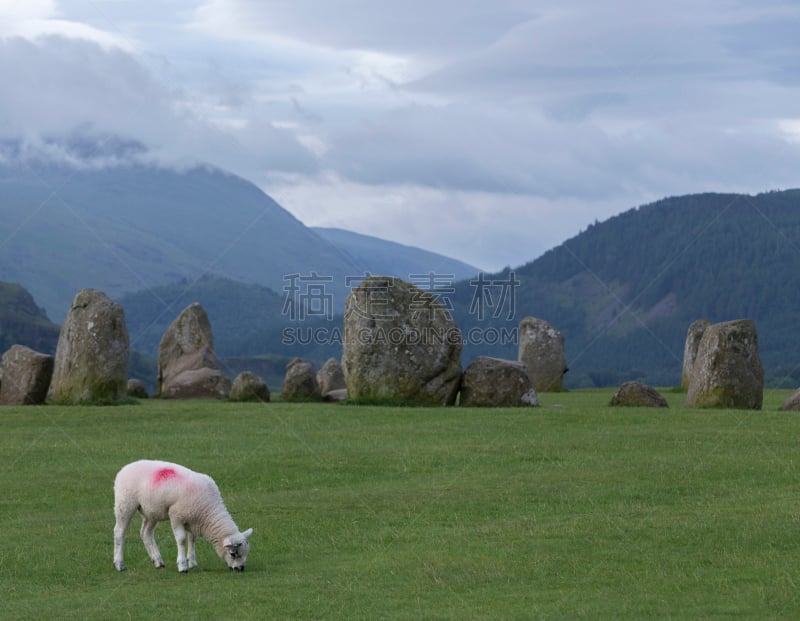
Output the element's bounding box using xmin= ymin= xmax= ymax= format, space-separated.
xmin=242 ymin=528 xmax=253 ymax=539
xmin=223 ymin=536 xmax=233 ymax=548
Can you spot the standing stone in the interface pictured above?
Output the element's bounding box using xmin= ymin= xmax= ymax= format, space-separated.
xmin=685 ymin=319 xmax=764 ymax=409
xmin=230 ymin=371 xmax=270 ymax=402
xmin=459 ymin=357 xmax=539 ymax=407
xmin=126 ymin=379 xmax=149 ymax=399
xmin=281 ymin=358 xmax=321 ymax=401
xmin=157 ymin=303 xmax=231 ymax=399
xmin=342 ymin=276 xmax=462 ymax=405
xmin=609 ymin=381 xmax=668 ymax=407
xmin=0 ymin=345 xmax=54 ymax=405
xmin=49 ymin=289 xmax=129 ymax=403
xmin=518 ymin=317 xmax=568 ymax=392
xmin=779 ymin=389 xmax=800 ymax=412
xmin=317 ymin=358 xmax=346 ymax=396
xmin=681 ymin=319 xmax=710 ymax=390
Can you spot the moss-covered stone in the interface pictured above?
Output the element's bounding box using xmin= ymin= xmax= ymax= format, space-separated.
xmin=342 ymin=276 xmax=462 ymax=406
xmin=684 ymin=319 xmax=763 ymax=409
xmin=518 ymin=317 xmax=567 ymax=392
xmin=48 ymin=289 xmax=129 ymax=404
xmin=680 ymin=319 xmax=710 ymax=390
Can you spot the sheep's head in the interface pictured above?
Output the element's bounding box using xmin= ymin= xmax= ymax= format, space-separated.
xmin=223 ymin=528 xmax=253 ymax=572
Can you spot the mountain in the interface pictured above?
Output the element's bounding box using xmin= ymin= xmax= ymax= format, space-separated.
xmin=0 ymin=159 xmax=486 ymax=323
xmin=0 ymin=282 xmax=60 ymax=355
xmin=451 ymin=190 xmax=800 ymax=387
xmin=0 ymin=160 xmax=362 ymax=321
xmin=312 ymin=227 xmax=481 ymax=281
xmin=118 ymin=189 xmax=800 ymax=389
xmin=119 ymin=274 xmax=337 ymax=359
xmin=6 ymin=146 xmax=800 ymax=389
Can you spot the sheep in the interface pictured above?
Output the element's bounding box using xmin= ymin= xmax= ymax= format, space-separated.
xmin=113 ymin=459 xmax=253 ymax=573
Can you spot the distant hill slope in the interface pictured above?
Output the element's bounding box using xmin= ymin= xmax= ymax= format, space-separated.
xmin=0 ymin=282 xmax=61 ymax=355
xmin=0 ymin=161 xmax=362 ymax=321
xmin=451 ymin=190 xmax=800 ymax=387
xmin=120 ymin=190 xmax=800 ymax=388
xmin=118 ymin=274 xmax=339 ymax=362
xmin=312 ymin=227 xmax=481 ymax=281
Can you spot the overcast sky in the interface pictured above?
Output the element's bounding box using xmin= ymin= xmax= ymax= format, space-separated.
xmin=2 ymin=1 xmax=800 ymax=271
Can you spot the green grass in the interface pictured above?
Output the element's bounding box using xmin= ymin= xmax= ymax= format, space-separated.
xmin=2 ymin=389 xmax=800 ymax=619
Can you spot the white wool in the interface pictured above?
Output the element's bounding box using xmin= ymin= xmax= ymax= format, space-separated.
xmin=113 ymin=459 xmax=253 ymax=573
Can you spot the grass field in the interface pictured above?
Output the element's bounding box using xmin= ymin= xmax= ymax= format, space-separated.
xmin=2 ymin=389 xmax=800 ymax=619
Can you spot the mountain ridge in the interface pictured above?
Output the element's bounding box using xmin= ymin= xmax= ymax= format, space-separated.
xmin=3 ymin=150 xmax=800 ymax=389
xmin=0 ymin=160 xmax=477 ymax=320
xmin=452 ymin=189 xmax=800 ymax=387
xmin=312 ymin=226 xmax=481 ymax=281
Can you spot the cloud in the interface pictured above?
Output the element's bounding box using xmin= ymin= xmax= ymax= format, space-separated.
xmin=184 ymin=0 xmax=800 ymax=206
xmin=0 ymin=0 xmax=137 ymax=50
xmin=0 ymin=33 xmax=319 ymax=176
xmin=267 ymin=173 xmax=628 ymax=272
xmin=0 ymin=0 xmax=58 ymax=23
xmin=4 ymin=0 xmax=800 ymax=271
xmin=190 ymin=0 xmax=535 ymax=58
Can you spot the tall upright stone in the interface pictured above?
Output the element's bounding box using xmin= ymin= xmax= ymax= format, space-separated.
xmin=157 ymin=303 xmax=231 ymax=399
xmin=518 ymin=317 xmax=568 ymax=392
xmin=316 ymin=358 xmax=345 ymax=396
xmin=49 ymin=289 xmax=129 ymax=403
xmin=281 ymin=358 xmax=321 ymax=402
xmin=0 ymin=345 xmax=54 ymax=405
xmin=342 ymin=276 xmax=462 ymax=405
xmin=685 ymin=319 xmax=763 ymax=409
xmin=681 ymin=319 xmax=710 ymax=390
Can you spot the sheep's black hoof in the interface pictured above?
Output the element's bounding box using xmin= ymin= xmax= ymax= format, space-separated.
xmin=156 ymin=563 xmax=165 ymax=569
xmin=179 ymin=569 xmax=188 ymax=574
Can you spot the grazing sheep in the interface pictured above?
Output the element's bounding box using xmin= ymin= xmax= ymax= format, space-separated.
xmin=113 ymin=459 xmax=253 ymax=573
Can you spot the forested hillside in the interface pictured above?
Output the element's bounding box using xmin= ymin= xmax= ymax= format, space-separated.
xmin=6 ymin=190 xmax=800 ymax=389
xmin=119 ymin=190 xmax=800 ymax=388
xmin=452 ymin=190 xmax=800 ymax=387
xmin=119 ymin=275 xmax=339 ymax=361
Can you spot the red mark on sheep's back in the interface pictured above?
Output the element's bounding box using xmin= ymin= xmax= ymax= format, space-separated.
xmin=152 ymin=467 xmax=180 ymax=486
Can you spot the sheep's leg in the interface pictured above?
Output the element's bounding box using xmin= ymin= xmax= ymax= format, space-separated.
xmin=171 ymin=520 xmax=190 ymax=573
xmin=187 ymin=530 xmax=198 ymax=569
xmin=139 ymin=518 xmax=165 ymax=568
xmin=113 ymin=500 xmax=138 ymax=572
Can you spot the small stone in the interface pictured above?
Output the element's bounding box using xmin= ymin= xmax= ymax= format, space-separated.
xmin=0 ymin=345 xmax=54 ymax=405
xmin=230 ymin=371 xmax=270 ymax=402
xmin=126 ymin=378 xmax=149 ymax=399
xmin=609 ymin=381 xmax=668 ymax=407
